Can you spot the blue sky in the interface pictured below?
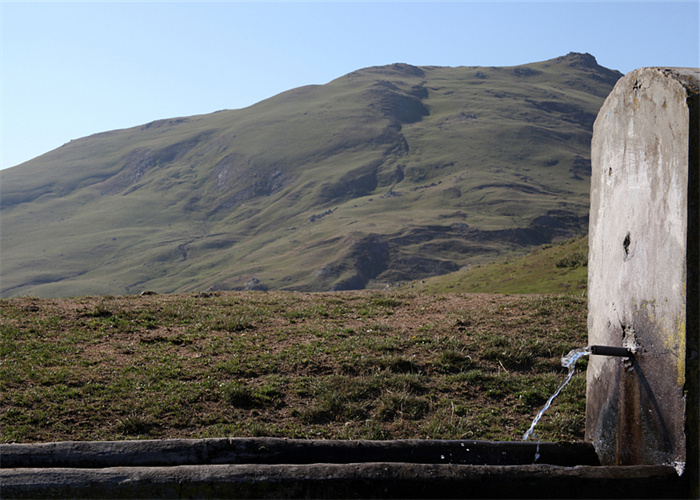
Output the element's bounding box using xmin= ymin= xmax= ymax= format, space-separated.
xmin=2 ymin=1 xmax=698 ymax=170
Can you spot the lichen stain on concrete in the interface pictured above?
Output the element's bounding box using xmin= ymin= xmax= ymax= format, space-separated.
xmin=674 ymin=318 xmax=686 ymax=387
xmin=634 ymin=301 xmax=685 ymax=387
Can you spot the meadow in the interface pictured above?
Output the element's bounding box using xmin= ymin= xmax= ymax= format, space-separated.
xmin=1 ymin=290 xmax=588 ymax=443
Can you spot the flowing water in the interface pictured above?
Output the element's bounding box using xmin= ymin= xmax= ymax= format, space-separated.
xmin=522 ymin=347 xmax=591 ymax=442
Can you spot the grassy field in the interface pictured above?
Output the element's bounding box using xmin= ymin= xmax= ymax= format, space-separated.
xmin=1 ymin=290 xmax=589 ymax=444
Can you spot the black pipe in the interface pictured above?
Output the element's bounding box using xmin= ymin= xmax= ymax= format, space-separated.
xmin=589 ymin=345 xmax=633 ymax=358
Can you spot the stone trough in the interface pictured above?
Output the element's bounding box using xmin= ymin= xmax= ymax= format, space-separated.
xmin=0 ymin=438 xmax=687 ymax=498
xmin=1 ymin=67 xmax=697 ymax=499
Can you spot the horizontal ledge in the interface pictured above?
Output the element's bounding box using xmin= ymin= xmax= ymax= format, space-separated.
xmin=0 ymin=463 xmax=685 ymax=499
xmin=1 ymin=438 xmax=599 ymax=468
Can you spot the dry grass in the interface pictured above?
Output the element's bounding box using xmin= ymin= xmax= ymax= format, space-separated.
xmin=1 ymin=291 xmax=588 ymax=443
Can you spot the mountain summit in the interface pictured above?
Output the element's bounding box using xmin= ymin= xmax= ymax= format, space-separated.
xmin=0 ymin=53 xmax=622 ymax=297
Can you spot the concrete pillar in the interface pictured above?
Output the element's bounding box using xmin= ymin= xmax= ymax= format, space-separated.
xmin=586 ymin=67 xmax=698 ymax=491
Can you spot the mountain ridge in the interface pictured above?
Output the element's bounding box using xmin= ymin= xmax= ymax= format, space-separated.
xmin=0 ymin=52 xmax=622 ymax=297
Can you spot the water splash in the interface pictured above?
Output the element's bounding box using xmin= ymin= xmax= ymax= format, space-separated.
xmin=672 ymin=459 xmax=686 ymax=476
xmin=522 ymin=347 xmax=591 ymax=441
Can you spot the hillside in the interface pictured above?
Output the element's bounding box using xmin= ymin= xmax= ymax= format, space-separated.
xmin=0 ymin=53 xmax=621 ymax=297
xmin=408 ymin=236 xmax=589 ymax=295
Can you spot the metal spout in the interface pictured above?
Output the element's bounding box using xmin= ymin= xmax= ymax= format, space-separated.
xmin=589 ymin=345 xmax=633 ymax=358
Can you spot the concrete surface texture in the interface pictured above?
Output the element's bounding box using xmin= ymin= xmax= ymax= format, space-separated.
xmin=0 ymin=438 xmax=686 ymax=499
xmin=0 ymin=463 xmax=685 ymax=499
xmin=586 ymin=66 xmax=699 ymax=484
xmin=0 ymin=438 xmax=600 ymax=468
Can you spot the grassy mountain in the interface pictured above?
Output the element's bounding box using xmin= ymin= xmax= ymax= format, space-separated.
xmin=0 ymin=53 xmax=621 ymax=297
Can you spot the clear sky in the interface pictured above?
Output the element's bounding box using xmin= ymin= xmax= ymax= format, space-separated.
xmin=1 ymin=1 xmax=698 ymax=170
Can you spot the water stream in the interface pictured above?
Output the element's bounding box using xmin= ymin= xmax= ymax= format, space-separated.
xmin=522 ymin=347 xmax=591 ymax=442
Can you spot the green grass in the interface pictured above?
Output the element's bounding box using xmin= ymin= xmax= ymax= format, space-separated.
xmin=410 ymin=236 xmax=589 ymax=294
xmin=1 ymin=291 xmax=589 ymax=443
xmin=0 ymin=53 xmax=620 ymax=297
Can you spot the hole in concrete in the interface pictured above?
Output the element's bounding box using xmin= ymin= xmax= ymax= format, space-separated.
xmin=623 ymin=232 xmax=631 ymax=259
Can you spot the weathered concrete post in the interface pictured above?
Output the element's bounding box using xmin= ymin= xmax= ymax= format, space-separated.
xmin=586 ymin=67 xmax=698 ymax=491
